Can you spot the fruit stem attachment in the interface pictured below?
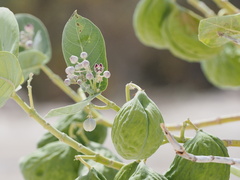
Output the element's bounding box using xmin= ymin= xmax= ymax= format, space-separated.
xmin=187 ymin=0 xmax=216 ymax=17
xmin=40 ymin=64 xmax=112 ymax=127
xmin=161 ymin=123 xmax=240 ymax=165
xmin=125 ymin=82 xmax=142 ymax=102
xmin=212 ymin=0 xmax=240 ymax=14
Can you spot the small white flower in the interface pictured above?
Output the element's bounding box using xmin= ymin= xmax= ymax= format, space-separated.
xmin=77 ymin=79 xmax=82 ymax=85
xmin=64 ymin=78 xmax=71 ymax=86
xmin=103 ymin=71 xmax=111 ymax=78
xmin=65 ymin=66 xmax=75 ymax=74
xmin=86 ymin=72 xmax=94 ymax=80
xmin=83 ymin=118 xmax=96 ymax=132
xmin=75 ymin=63 xmax=83 ymax=70
xmin=25 ymin=40 xmax=33 ymax=48
xmin=80 ymin=52 xmax=88 ymax=59
xmin=82 ymin=60 xmax=90 ymax=68
xmin=69 ymin=55 xmax=78 ymax=64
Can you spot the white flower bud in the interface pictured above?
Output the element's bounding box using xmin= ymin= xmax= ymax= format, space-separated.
xmin=65 ymin=66 xmax=75 ymax=74
xmin=75 ymin=63 xmax=83 ymax=70
xmin=103 ymin=71 xmax=111 ymax=78
xmin=77 ymin=79 xmax=82 ymax=85
xmin=64 ymin=78 xmax=71 ymax=86
xmin=86 ymin=72 xmax=94 ymax=80
xmin=25 ymin=40 xmax=33 ymax=48
xmin=83 ymin=118 xmax=96 ymax=132
xmin=80 ymin=52 xmax=88 ymax=59
xmin=24 ymin=24 xmax=34 ymax=33
xmin=69 ymin=55 xmax=78 ymax=64
xmin=82 ymin=60 xmax=90 ymax=68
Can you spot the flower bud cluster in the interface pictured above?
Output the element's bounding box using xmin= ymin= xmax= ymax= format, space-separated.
xmin=64 ymin=51 xmax=111 ymax=94
xmin=19 ymin=24 xmax=35 ymax=49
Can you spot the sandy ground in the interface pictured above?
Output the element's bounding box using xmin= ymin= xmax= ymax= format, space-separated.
xmin=1 ymin=88 xmax=240 ymax=179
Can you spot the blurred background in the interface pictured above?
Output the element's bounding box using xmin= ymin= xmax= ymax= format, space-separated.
xmin=1 ymin=0 xmax=240 ymax=179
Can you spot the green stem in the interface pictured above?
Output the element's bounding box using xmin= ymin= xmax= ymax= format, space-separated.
xmin=40 ymin=65 xmax=112 ymax=127
xmin=96 ymin=94 xmax=120 ymax=112
xmin=27 ymin=73 xmax=34 ymax=108
xmin=125 ymin=82 xmax=142 ymax=102
xmin=166 ymin=115 xmax=240 ymax=131
xmin=12 ymin=92 xmax=124 ymax=169
xmin=212 ymin=0 xmax=240 ymax=14
xmin=222 ymin=139 xmax=240 ymax=147
xmin=187 ymin=0 xmax=216 ymax=17
xmin=231 ymin=166 xmax=240 ymax=177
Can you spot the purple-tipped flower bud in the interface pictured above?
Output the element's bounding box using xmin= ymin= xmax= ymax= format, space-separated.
xmin=77 ymin=79 xmax=82 ymax=85
xmin=64 ymin=78 xmax=71 ymax=86
xmin=24 ymin=24 xmax=34 ymax=33
xmin=103 ymin=71 xmax=111 ymax=78
xmin=75 ymin=63 xmax=83 ymax=70
xmin=69 ymin=55 xmax=78 ymax=64
xmin=83 ymin=118 xmax=96 ymax=132
xmin=82 ymin=60 xmax=90 ymax=68
xmin=86 ymin=72 xmax=94 ymax=80
xmin=25 ymin=40 xmax=33 ymax=48
xmin=65 ymin=66 xmax=75 ymax=74
xmin=80 ymin=52 xmax=88 ymax=59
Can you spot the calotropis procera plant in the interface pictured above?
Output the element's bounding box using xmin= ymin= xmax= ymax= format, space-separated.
xmin=1 ymin=0 xmax=240 ymax=179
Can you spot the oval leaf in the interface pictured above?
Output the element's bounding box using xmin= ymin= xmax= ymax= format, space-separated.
xmin=199 ymin=14 xmax=240 ymax=47
xmin=62 ymin=10 xmax=108 ymax=92
xmin=45 ymin=94 xmax=98 ymax=118
xmin=0 ymin=51 xmax=23 ymax=107
xmin=15 ymin=13 xmax=52 ymax=63
xmin=19 ymin=49 xmax=47 ymax=81
xmin=0 ymin=7 xmax=19 ymax=56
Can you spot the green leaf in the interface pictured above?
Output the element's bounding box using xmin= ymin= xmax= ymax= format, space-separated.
xmin=62 ymin=10 xmax=108 ymax=92
xmin=0 ymin=51 xmax=23 ymax=107
xmin=19 ymin=49 xmax=47 ymax=81
xmin=15 ymin=13 xmax=52 ymax=63
xmin=0 ymin=7 xmax=19 ymax=56
xmin=45 ymin=94 xmax=98 ymax=118
xmin=201 ymin=43 xmax=240 ymax=88
xmin=199 ymin=14 xmax=240 ymax=47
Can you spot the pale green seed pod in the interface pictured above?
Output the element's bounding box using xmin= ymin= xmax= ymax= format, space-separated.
xmin=111 ymin=90 xmax=164 ymax=160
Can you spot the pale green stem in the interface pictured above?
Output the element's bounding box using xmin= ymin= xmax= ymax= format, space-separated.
xmin=187 ymin=0 xmax=216 ymax=17
xmin=11 ymin=92 xmax=95 ymax=155
xmin=40 ymin=65 xmax=112 ymax=126
xmin=125 ymin=82 xmax=142 ymax=102
xmin=76 ymin=154 xmax=125 ymax=170
xmin=96 ymin=94 xmax=120 ymax=112
xmin=166 ymin=115 xmax=240 ymax=131
xmin=27 ymin=73 xmax=34 ymax=108
xmin=75 ymin=155 xmax=92 ymax=169
xmin=11 ymin=92 xmax=124 ymax=169
xmin=222 ymin=139 xmax=240 ymax=147
xmin=212 ymin=0 xmax=240 ymax=14
xmin=231 ymin=166 xmax=240 ymax=177
xmin=69 ymin=122 xmax=90 ymax=145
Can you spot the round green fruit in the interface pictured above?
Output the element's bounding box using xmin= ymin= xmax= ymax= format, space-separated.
xmin=111 ymin=90 xmax=164 ymax=160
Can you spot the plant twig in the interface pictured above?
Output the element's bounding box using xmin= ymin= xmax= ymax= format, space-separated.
xmin=187 ymin=0 xmax=216 ymax=17
xmin=161 ymin=123 xmax=240 ymax=165
xmin=212 ymin=0 xmax=240 ymax=14
xmin=11 ymin=92 xmax=124 ymax=170
xmin=96 ymin=94 xmax=120 ymax=112
xmin=27 ymin=73 xmax=34 ymax=109
xmin=166 ymin=115 xmax=240 ymax=131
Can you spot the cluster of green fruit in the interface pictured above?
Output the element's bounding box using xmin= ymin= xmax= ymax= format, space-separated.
xmin=133 ymin=0 xmax=240 ymax=88
xmin=20 ymin=90 xmax=231 ymax=179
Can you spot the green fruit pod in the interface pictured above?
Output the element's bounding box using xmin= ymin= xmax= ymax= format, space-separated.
xmin=201 ymin=43 xmax=240 ymax=88
xmin=111 ymin=90 xmax=164 ymax=160
xmin=19 ymin=141 xmax=79 ymax=180
xmin=114 ymin=161 xmax=168 ymax=180
xmin=76 ymin=168 xmax=107 ymax=180
xmin=165 ymin=130 xmax=230 ymax=180
xmin=78 ymin=142 xmax=121 ymax=180
xmin=37 ymin=111 xmax=107 ymax=148
xmin=133 ymin=0 xmax=174 ymax=49
xmin=162 ymin=5 xmax=221 ymax=62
